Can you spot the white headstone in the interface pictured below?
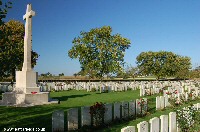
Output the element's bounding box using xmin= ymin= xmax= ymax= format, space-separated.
xmin=104 ymin=104 xmax=112 ymax=123
xmin=122 ymin=101 xmax=129 ymax=118
xmin=68 ymin=108 xmax=78 ymax=131
xmin=137 ymin=121 xmax=148 ymax=132
xmin=169 ymin=112 xmax=176 ymax=132
xmin=143 ymin=98 xmax=148 ymax=112
xmin=136 ymin=99 xmax=141 ymax=116
xmin=149 ymin=117 xmax=160 ymax=132
xmin=129 ymin=101 xmax=136 ymax=118
xmin=114 ymin=102 xmax=121 ymax=119
xmin=121 ymin=126 xmax=135 ymax=132
xmin=197 ymin=103 xmax=200 ymax=110
xmin=160 ymin=96 xmax=165 ymax=109
xmin=156 ymin=96 xmax=160 ymax=110
xmin=81 ymin=106 xmax=91 ymax=126
xmin=52 ymin=110 xmax=64 ymax=132
xmin=164 ymin=95 xmax=170 ymax=107
xmin=140 ymin=87 xmax=143 ymax=96
xmin=160 ymin=115 xmax=168 ymax=132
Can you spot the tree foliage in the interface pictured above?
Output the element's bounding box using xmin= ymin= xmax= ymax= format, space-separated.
xmin=125 ymin=65 xmax=139 ymax=78
xmin=174 ymin=56 xmax=191 ymax=79
xmin=0 ymin=0 xmax=12 ymax=25
xmin=190 ymin=66 xmax=200 ymax=79
xmin=116 ymin=65 xmax=139 ymax=79
xmin=136 ymin=51 xmax=191 ymax=79
xmin=0 ymin=20 xmax=39 ymax=80
xmin=68 ymin=26 xmax=131 ymax=79
xmin=58 ymin=73 xmax=64 ymax=76
xmin=0 ymin=0 xmax=12 ymax=45
xmin=40 ymin=72 xmax=53 ymax=77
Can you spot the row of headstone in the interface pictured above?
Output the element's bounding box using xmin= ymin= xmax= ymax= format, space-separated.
xmin=121 ymin=102 xmax=200 ymax=132
xmin=0 ymin=84 xmax=14 ymax=92
xmin=139 ymin=80 xmax=200 ymax=97
xmin=121 ymin=112 xmax=177 ymax=132
xmin=140 ymin=86 xmax=162 ymax=96
xmin=39 ymin=81 xmax=141 ymax=92
xmin=164 ymin=91 xmax=199 ymax=109
xmin=2 ymin=80 xmax=199 ymax=94
xmin=39 ymin=82 xmax=68 ymax=92
xmin=156 ymin=95 xmax=170 ymax=110
xmin=44 ymin=80 xmax=190 ymax=93
xmin=52 ymin=98 xmax=148 ymax=131
xmin=38 ymin=80 xmax=200 ymax=94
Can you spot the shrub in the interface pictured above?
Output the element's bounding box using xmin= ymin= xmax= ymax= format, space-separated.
xmin=176 ymin=105 xmax=200 ymax=132
xmin=103 ymin=86 xmax=109 ymax=93
xmin=91 ymin=88 xmax=96 ymax=92
xmin=89 ymin=102 xmax=106 ymax=126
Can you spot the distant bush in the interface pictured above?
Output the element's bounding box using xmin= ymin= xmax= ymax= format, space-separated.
xmin=91 ymin=88 xmax=96 ymax=92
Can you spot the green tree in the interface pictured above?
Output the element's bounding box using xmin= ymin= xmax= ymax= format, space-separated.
xmin=125 ymin=65 xmax=139 ymax=79
xmin=115 ymin=65 xmax=139 ymax=79
xmin=0 ymin=0 xmax=12 ymax=48
xmin=58 ymin=73 xmax=64 ymax=76
xmin=0 ymin=0 xmax=12 ymax=25
xmin=175 ymin=56 xmax=191 ymax=79
xmin=68 ymin=26 xmax=131 ymax=80
xmin=0 ymin=20 xmax=39 ymax=80
xmin=136 ymin=51 xmax=191 ymax=80
xmin=189 ymin=66 xmax=200 ymax=79
xmin=40 ymin=72 xmax=53 ymax=77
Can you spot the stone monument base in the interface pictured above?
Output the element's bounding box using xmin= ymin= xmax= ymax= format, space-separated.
xmin=26 ymin=87 xmax=40 ymax=93
xmin=15 ymin=70 xmax=38 ymax=93
xmin=0 ymin=91 xmax=58 ymax=106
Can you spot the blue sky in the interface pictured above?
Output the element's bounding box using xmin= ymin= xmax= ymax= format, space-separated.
xmin=4 ymin=0 xmax=200 ymax=75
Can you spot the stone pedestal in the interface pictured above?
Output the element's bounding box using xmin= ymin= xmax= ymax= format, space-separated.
xmin=25 ymin=92 xmax=49 ymax=104
xmin=2 ymin=92 xmax=58 ymax=106
xmin=15 ymin=70 xmax=38 ymax=93
xmin=2 ymin=93 xmax=25 ymax=105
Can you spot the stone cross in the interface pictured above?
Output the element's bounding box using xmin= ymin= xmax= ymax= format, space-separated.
xmin=22 ymin=4 xmax=35 ymax=71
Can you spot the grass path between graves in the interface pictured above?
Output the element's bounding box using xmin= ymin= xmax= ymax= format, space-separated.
xmin=0 ymin=90 xmax=199 ymax=132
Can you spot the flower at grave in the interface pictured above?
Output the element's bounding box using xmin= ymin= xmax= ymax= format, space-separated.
xmin=174 ymin=90 xmax=178 ymax=94
xmin=175 ymin=100 xmax=180 ymax=105
xmin=189 ymin=93 xmax=192 ymax=97
xmin=159 ymin=89 xmax=163 ymax=94
xmin=137 ymin=98 xmax=147 ymax=117
xmin=142 ymin=100 xmax=145 ymax=104
xmin=176 ymin=105 xmax=199 ymax=131
xmin=31 ymin=92 xmax=37 ymax=94
xmin=89 ymin=102 xmax=106 ymax=126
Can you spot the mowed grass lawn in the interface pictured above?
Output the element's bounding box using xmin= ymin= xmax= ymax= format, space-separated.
xmin=0 ymin=90 xmax=199 ymax=132
xmin=0 ymin=89 xmax=141 ymax=131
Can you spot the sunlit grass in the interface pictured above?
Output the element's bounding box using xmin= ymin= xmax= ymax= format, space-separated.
xmin=0 ymin=89 xmax=199 ymax=132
